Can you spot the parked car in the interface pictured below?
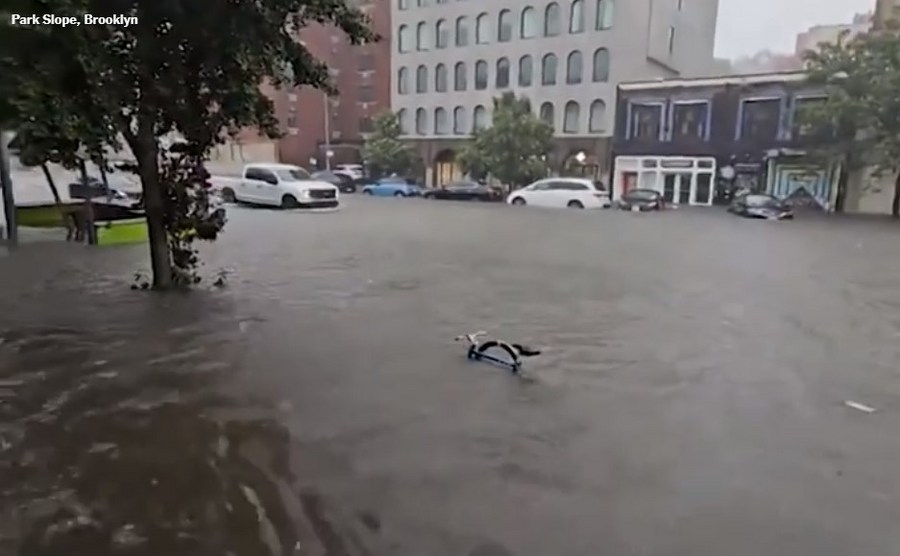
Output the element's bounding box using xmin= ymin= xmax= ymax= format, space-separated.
xmin=617 ymin=188 xmax=665 ymax=212
xmin=312 ymin=170 xmax=356 ymax=193
xmin=360 ymin=177 xmax=423 ymax=197
xmin=728 ymin=193 xmax=793 ymax=220
xmin=220 ymin=163 xmax=339 ymax=209
xmin=507 ymin=178 xmax=612 ymax=209
xmin=423 ymin=180 xmax=503 ymax=202
xmin=68 ymin=176 xmax=130 ymax=202
xmin=334 ymin=164 xmax=364 ymax=180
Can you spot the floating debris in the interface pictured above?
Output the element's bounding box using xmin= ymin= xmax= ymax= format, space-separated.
xmin=845 ymin=400 xmax=876 ymax=414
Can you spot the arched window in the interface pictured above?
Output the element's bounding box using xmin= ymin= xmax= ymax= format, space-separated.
xmin=539 ymin=102 xmax=555 ymax=130
xmin=455 ymin=16 xmax=469 ymax=46
xmin=398 ymin=0 xmax=408 ymax=10
xmin=520 ymin=7 xmax=538 ymax=38
xmin=453 ymin=106 xmax=467 ymax=134
xmin=454 ymin=62 xmax=467 ymax=90
xmin=398 ymin=108 xmax=409 ymax=134
xmin=498 ymin=9 xmax=512 ymax=42
xmin=398 ymin=67 xmax=409 ymax=94
xmin=434 ymin=107 xmax=449 ymax=135
xmin=415 ymin=108 xmax=427 ymax=135
xmin=589 ymin=100 xmax=607 ymax=132
xmin=416 ymin=21 xmax=428 ymax=50
xmin=435 ymin=63 xmax=448 ymax=92
xmin=569 ymin=0 xmax=584 ymax=33
xmin=544 ymin=3 xmax=560 ymax=36
xmin=473 ymin=105 xmax=488 ymax=131
xmin=563 ymin=101 xmax=580 ymax=133
xmin=541 ymin=53 xmax=557 ymax=85
xmin=398 ymin=25 xmax=410 ymax=52
xmin=566 ymin=51 xmax=583 ymax=84
xmin=596 ymin=0 xmax=614 ymax=29
xmin=475 ymin=59 xmax=488 ymax=90
xmin=416 ymin=64 xmax=428 ymax=92
xmin=476 ymin=13 xmax=489 ymax=44
xmin=435 ymin=19 xmax=449 ymax=48
xmin=592 ymin=48 xmax=610 ymax=82
xmin=496 ymin=58 xmax=510 ymax=88
xmin=518 ymin=55 xmax=533 ymax=86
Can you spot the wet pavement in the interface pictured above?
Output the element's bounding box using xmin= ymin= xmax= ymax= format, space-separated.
xmin=2 ymin=197 xmax=900 ymax=555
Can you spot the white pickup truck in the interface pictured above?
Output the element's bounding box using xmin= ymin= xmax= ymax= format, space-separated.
xmin=215 ymin=163 xmax=340 ymax=209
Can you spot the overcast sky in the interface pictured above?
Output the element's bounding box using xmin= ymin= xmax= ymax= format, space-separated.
xmin=715 ymin=0 xmax=875 ymax=58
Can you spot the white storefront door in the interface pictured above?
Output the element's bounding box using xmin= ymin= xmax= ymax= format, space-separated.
xmin=662 ymin=173 xmax=693 ymax=205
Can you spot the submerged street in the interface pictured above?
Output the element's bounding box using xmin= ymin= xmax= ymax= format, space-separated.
xmin=2 ymin=198 xmax=900 ymax=555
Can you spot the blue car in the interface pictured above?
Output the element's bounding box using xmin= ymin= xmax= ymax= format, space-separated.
xmin=360 ymin=177 xmax=423 ymax=197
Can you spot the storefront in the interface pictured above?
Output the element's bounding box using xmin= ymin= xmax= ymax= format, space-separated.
xmin=612 ymin=156 xmax=717 ymax=206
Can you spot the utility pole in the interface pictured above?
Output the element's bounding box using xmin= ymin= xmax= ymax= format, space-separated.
xmin=0 ymin=129 xmax=17 ymax=245
xmin=323 ymin=93 xmax=332 ymax=171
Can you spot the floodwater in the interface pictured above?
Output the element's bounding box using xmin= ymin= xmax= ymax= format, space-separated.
xmin=2 ymin=198 xmax=900 ymax=555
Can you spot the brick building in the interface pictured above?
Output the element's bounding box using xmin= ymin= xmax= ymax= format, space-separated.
xmin=274 ymin=0 xmax=391 ymax=169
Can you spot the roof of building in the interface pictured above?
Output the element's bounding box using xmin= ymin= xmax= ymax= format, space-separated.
xmin=618 ymin=70 xmax=809 ymax=91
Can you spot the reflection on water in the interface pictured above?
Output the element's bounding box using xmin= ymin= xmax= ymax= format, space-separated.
xmin=0 ymin=305 xmax=301 ymax=555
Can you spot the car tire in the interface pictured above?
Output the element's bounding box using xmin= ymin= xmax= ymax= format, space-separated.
xmin=511 ymin=197 xmax=526 ymax=206
xmin=281 ymin=194 xmax=299 ymax=209
xmin=362 ymin=189 xmax=373 ymax=195
xmin=567 ymin=200 xmax=584 ymax=209
xmin=394 ymin=191 xmax=405 ymax=197
xmin=221 ymin=187 xmax=236 ymax=203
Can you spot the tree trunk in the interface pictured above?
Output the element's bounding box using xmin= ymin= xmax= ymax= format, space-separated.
xmin=133 ymin=127 xmax=172 ymax=289
xmin=893 ymin=171 xmax=900 ymax=219
xmin=40 ymin=163 xmax=72 ymax=237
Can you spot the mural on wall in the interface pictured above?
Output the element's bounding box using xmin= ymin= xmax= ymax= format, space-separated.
xmin=771 ymin=164 xmax=833 ymax=210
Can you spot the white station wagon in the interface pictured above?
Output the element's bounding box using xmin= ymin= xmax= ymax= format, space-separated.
xmin=507 ymin=177 xmax=612 ymax=210
xmin=221 ymin=163 xmax=340 ymax=209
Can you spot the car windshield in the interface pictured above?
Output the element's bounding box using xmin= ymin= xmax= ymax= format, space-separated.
xmin=275 ymin=168 xmax=310 ymax=181
xmin=627 ymin=189 xmax=659 ymax=201
xmin=746 ymin=195 xmax=782 ymax=208
xmin=592 ymin=181 xmax=609 ymax=192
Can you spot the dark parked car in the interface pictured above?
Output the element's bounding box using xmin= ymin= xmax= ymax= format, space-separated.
xmin=617 ymin=188 xmax=665 ymax=211
xmin=311 ymin=170 xmax=356 ymax=193
xmin=728 ymin=194 xmax=794 ymax=220
xmin=68 ymin=176 xmax=131 ymax=202
xmin=423 ymin=180 xmax=503 ymax=202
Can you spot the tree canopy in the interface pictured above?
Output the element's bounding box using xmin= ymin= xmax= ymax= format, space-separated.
xmin=362 ymin=111 xmax=416 ymax=178
xmin=457 ymin=93 xmax=553 ymax=190
xmin=801 ymin=25 xmax=900 ymax=216
xmin=0 ymin=0 xmax=375 ymax=286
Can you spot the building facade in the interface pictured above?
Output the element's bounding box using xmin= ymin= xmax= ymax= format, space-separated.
xmin=274 ymin=0 xmax=392 ymax=169
xmin=794 ymin=12 xmax=871 ymax=57
xmin=874 ymin=0 xmax=900 ymax=28
xmin=611 ymin=72 xmax=845 ymax=209
xmin=391 ymin=0 xmax=720 ymax=186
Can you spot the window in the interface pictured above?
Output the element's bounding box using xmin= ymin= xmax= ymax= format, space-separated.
xmin=454 ymin=62 xmax=467 ymax=90
xmin=456 ymin=16 xmax=469 ymax=46
xmin=398 ymin=25 xmax=410 ymax=52
xmin=246 ymin=168 xmax=278 ymax=184
xmin=498 ymin=9 xmax=512 ymax=42
xmin=539 ymin=102 xmax=555 ymax=129
xmin=544 ymin=3 xmax=561 ymax=36
xmin=358 ymin=53 xmax=374 ymax=71
xmin=630 ymin=103 xmax=663 ymax=139
xmin=541 ymin=53 xmax=557 ymax=85
xmin=359 ymin=85 xmax=375 ymax=102
xmin=569 ymin=0 xmax=584 ymax=33
xmin=417 ymin=0 xmax=427 ymax=5
xmin=792 ymin=96 xmax=827 ymax=138
xmin=436 ymin=19 xmax=449 ymax=48
xmin=453 ymin=106 xmax=467 ymax=134
xmin=592 ymin=48 xmax=610 ymax=82
xmin=672 ymin=102 xmax=708 ymax=139
xmin=476 ymin=13 xmax=489 ymax=43
xmin=518 ymin=55 xmax=533 ymax=87
xmin=398 ymin=0 xmax=408 ymax=10
xmin=496 ymin=58 xmax=510 ymax=88
xmin=566 ymin=51 xmax=583 ymax=84
xmin=667 ymin=26 xmax=675 ymax=54
xmin=398 ymin=108 xmax=409 ymax=134
xmin=359 ymin=117 xmax=374 ymax=133
xmin=434 ymin=107 xmax=449 ymax=134
xmin=398 ymin=67 xmax=409 ymax=94
xmin=473 ymin=105 xmax=488 ymax=131
xmin=521 ymin=7 xmax=538 ymax=38
xmin=589 ymin=100 xmax=606 ymax=132
xmin=435 ymin=63 xmax=448 ymax=92
xmin=740 ymin=98 xmax=781 ymax=140
xmin=475 ymin=59 xmax=488 ymax=89
xmin=563 ymin=101 xmax=580 ymax=133
xmin=677 ymin=0 xmax=684 ymax=10
xmin=596 ymin=0 xmax=614 ymax=29
xmin=416 ymin=64 xmax=428 ymax=92
xmin=416 ymin=22 xmax=428 ymax=50
xmin=415 ymin=108 xmax=427 ymax=135
xmin=286 ymin=112 xmax=297 ymax=128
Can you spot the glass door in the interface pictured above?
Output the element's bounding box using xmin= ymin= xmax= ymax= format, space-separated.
xmin=677 ymin=173 xmax=693 ymax=205
xmin=663 ymin=174 xmax=677 ymax=203
xmin=663 ymin=173 xmax=693 ymax=204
